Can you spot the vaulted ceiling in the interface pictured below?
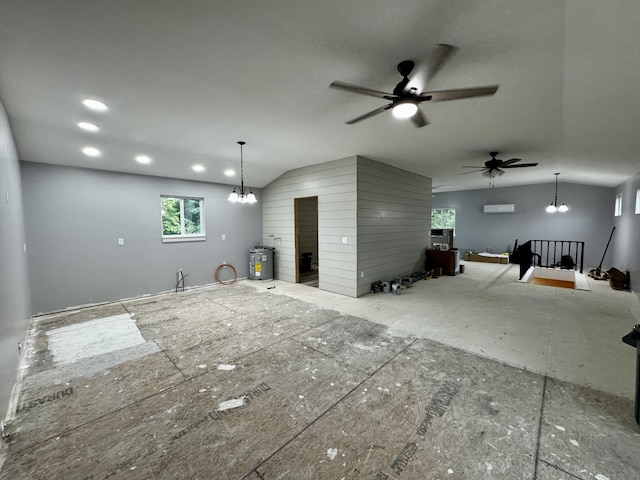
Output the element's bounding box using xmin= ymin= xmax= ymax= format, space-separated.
xmin=1 ymin=0 xmax=639 ymax=192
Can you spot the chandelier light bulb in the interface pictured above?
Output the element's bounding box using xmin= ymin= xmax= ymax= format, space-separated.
xmin=228 ymin=190 xmax=239 ymax=203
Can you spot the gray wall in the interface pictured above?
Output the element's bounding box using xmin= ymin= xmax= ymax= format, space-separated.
xmin=0 ymin=99 xmax=31 ymax=422
xmin=21 ymin=162 xmax=262 ymax=313
xmin=262 ymin=157 xmax=358 ymax=296
xmin=432 ymin=182 xmax=615 ymax=268
xmin=612 ymin=171 xmax=640 ymax=301
xmin=357 ymin=157 xmax=431 ymax=296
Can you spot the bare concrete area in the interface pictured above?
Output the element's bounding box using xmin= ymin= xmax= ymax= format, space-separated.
xmin=1 ymin=264 xmax=639 ymax=479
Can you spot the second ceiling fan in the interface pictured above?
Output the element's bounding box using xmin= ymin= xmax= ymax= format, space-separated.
xmin=460 ymin=151 xmax=539 ymax=186
xmin=329 ymin=44 xmax=499 ymax=127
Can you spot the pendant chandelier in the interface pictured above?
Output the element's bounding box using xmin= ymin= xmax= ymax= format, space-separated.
xmin=546 ymin=172 xmax=568 ymax=213
xmin=227 ymin=141 xmax=257 ymax=204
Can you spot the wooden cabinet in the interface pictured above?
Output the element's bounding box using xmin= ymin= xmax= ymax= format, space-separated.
xmin=426 ymin=249 xmax=460 ymax=276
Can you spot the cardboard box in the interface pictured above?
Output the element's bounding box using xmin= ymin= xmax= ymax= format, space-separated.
xmin=467 ymin=253 xmax=509 ymax=264
xmin=607 ymin=268 xmax=630 ymax=290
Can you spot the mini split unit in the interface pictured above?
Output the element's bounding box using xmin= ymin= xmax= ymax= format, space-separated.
xmin=483 ymin=204 xmax=515 ymax=214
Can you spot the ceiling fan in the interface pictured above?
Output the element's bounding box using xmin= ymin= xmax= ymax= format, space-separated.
xmin=329 ymin=44 xmax=499 ymax=127
xmin=460 ymin=151 xmax=539 ymax=185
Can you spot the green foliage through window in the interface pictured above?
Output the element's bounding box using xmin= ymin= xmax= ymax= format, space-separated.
xmin=162 ymin=196 xmax=204 ymax=238
xmin=431 ymin=208 xmax=456 ymax=230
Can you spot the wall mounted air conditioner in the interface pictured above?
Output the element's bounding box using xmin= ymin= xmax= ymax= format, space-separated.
xmin=483 ymin=204 xmax=515 ymax=214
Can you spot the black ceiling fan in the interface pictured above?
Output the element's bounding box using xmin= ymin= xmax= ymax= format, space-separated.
xmin=329 ymin=44 xmax=499 ymax=127
xmin=460 ymin=151 xmax=539 ymax=184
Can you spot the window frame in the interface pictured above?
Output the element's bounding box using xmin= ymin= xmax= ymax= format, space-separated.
xmin=635 ymin=187 xmax=640 ymax=215
xmin=161 ymin=195 xmax=206 ymax=243
xmin=431 ymin=207 xmax=456 ymax=234
xmin=614 ymin=193 xmax=623 ymax=217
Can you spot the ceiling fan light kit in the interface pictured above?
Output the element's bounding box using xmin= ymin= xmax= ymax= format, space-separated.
xmin=227 ymin=141 xmax=257 ymax=204
xmin=546 ymin=172 xmax=567 ymax=213
xmin=391 ymin=102 xmax=418 ymax=119
xmin=330 ymin=44 xmax=499 ymax=128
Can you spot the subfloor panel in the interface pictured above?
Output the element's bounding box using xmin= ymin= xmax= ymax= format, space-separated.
xmin=1 ymin=283 xmax=638 ymax=479
xmin=258 ymin=338 xmax=544 ymax=479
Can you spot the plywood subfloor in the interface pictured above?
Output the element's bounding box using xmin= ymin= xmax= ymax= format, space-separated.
xmin=1 ymin=283 xmax=638 ymax=479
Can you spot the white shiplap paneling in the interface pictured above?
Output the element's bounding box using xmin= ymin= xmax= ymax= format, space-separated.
xmin=263 ymin=155 xmax=431 ymax=298
xmin=262 ymin=157 xmax=357 ymax=296
xmin=356 ymin=157 xmax=431 ymax=296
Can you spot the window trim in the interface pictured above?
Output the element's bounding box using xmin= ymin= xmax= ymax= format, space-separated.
xmin=635 ymin=187 xmax=640 ymax=215
xmin=161 ymin=195 xmax=206 ymax=243
xmin=614 ymin=193 xmax=623 ymax=217
xmin=431 ymin=207 xmax=456 ymax=236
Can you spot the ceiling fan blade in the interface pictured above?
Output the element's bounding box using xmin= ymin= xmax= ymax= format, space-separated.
xmin=411 ymin=108 xmax=429 ymax=128
xmin=419 ymin=85 xmax=499 ymax=102
xmin=330 ymin=81 xmax=396 ymax=99
xmin=461 ymin=165 xmax=486 ymax=168
xmin=345 ymin=104 xmax=393 ymax=124
xmin=458 ymin=169 xmax=486 ymax=175
xmin=428 ymin=44 xmax=459 ymax=82
xmin=502 ymin=163 xmax=539 ymax=168
xmin=499 ymin=158 xmax=522 ymax=167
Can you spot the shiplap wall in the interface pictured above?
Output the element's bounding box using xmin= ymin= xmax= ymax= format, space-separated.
xmin=262 ymin=156 xmax=357 ymax=296
xmin=356 ymin=157 xmax=432 ymax=296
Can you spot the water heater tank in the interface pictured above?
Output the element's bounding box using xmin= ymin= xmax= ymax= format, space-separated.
xmin=249 ymin=246 xmax=274 ymax=280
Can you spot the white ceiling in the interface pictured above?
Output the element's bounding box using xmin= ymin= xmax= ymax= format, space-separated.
xmin=1 ymin=0 xmax=639 ymax=192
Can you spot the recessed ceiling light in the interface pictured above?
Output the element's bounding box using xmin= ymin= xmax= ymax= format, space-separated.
xmin=82 ymin=98 xmax=108 ymax=112
xmin=82 ymin=147 xmax=101 ymax=157
xmin=78 ymin=122 xmax=99 ymax=132
xmin=192 ymin=164 xmax=205 ymax=172
xmin=135 ymin=155 xmax=152 ymax=164
xmin=224 ymin=169 xmax=236 ymax=177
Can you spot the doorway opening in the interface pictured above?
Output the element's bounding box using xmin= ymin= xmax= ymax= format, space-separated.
xmin=294 ymin=196 xmax=318 ymax=287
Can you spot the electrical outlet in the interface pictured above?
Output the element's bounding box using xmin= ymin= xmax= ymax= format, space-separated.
xmin=342 ymin=236 xmax=348 ymax=244
xmin=221 ymin=234 xmax=226 ymax=241
xmin=118 ymin=238 xmax=125 ymax=246
xmin=360 ymin=271 xmax=364 ymax=278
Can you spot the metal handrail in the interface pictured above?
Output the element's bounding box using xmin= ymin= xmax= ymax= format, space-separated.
xmin=529 ymin=239 xmax=585 ymax=273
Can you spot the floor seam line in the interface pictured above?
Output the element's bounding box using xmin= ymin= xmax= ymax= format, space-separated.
xmin=156 ymin=341 xmax=189 ymax=380
xmin=532 ymin=374 xmax=548 ymax=480
xmin=537 ymin=458 xmax=586 ymax=480
xmin=244 ymin=337 xmax=421 ymax=479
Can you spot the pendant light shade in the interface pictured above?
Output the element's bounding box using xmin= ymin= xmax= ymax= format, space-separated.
xmin=546 ymin=173 xmax=568 ymax=213
xmin=228 ymin=141 xmax=257 ymax=204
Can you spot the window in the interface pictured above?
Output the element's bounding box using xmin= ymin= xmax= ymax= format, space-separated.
xmin=614 ymin=193 xmax=623 ymax=217
xmin=431 ymin=208 xmax=456 ymax=230
xmin=161 ymin=196 xmax=205 ymax=242
xmin=635 ymin=187 xmax=640 ymax=214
